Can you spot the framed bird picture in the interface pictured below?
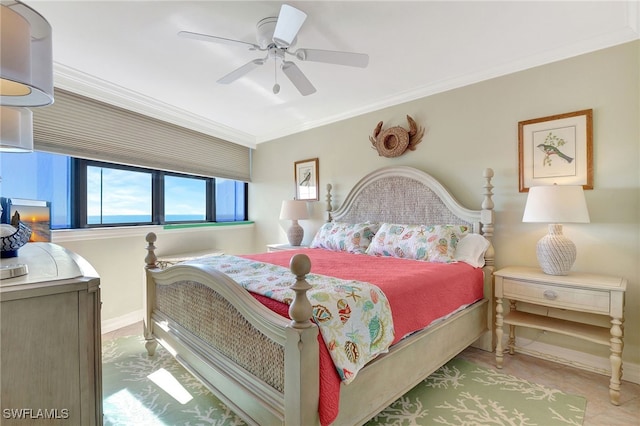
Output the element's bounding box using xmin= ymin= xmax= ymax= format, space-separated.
xmin=518 ymin=109 xmax=593 ymax=192
xmin=294 ymin=158 xmax=319 ymax=201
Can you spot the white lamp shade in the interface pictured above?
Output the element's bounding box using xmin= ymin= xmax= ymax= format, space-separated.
xmin=279 ymin=200 xmax=309 ymax=220
xmin=0 ymin=106 xmax=33 ymax=152
xmin=0 ymin=0 xmax=54 ymax=107
xmin=523 ymin=185 xmax=590 ymax=224
xmin=523 ymin=185 xmax=589 ymax=275
xmin=272 ymin=4 xmax=307 ymax=48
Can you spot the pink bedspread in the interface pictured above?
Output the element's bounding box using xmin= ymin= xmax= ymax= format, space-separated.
xmin=242 ymin=248 xmax=484 ymax=425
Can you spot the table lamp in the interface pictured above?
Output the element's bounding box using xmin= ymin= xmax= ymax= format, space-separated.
xmin=279 ymin=200 xmax=309 ymax=246
xmin=522 ymin=185 xmax=590 ymax=275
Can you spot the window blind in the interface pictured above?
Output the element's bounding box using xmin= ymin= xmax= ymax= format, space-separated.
xmin=32 ymin=89 xmax=251 ymax=181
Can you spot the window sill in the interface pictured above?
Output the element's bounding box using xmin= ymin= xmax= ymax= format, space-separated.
xmin=51 ymin=222 xmax=254 ymax=243
xmin=163 ymin=221 xmax=254 ymax=230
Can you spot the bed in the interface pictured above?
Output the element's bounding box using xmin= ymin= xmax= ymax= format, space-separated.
xmin=143 ymin=165 xmax=496 ymax=425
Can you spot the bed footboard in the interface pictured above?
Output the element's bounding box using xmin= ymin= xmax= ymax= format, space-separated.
xmin=143 ymin=232 xmax=320 ymax=425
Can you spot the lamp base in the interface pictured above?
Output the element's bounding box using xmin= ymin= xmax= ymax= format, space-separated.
xmin=536 ymin=224 xmax=576 ymax=275
xmin=287 ymin=220 xmax=304 ymax=246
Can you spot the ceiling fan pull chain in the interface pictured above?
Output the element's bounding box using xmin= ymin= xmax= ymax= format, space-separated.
xmin=273 ymin=57 xmax=280 ymax=94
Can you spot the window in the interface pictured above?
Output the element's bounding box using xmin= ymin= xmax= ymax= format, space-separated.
xmin=216 ymin=178 xmax=246 ymax=222
xmin=87 ymin=165 xmax=153 ymax=225
xmin=0 ymin=151 xmax=71 ymax=229
xmin=0 ymin=151 xmax=248 ymax=229
xmin=165 ymin=175 xmax=207 ymax=222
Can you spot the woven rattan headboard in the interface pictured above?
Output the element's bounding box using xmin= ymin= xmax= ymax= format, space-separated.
xmin=328 ymin=166 xmax=494 ymax=237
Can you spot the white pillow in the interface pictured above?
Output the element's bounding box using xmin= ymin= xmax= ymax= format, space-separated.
xmin=454 ymin=233 xmax=490 ymax=268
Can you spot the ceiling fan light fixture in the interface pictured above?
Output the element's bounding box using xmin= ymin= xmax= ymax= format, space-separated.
xmin=179 ymin=3 xmax=366 ymax=97
xmin=272 ymin=4 xmax=307 ymax=48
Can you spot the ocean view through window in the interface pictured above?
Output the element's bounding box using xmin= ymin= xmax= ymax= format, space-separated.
xmin=165 ymin=175 xmax=207 ymax=222
xmin=87 ymin=165 xmax=153 ymax=225
xmin=1 ymin=152 xmax=248 ymax=228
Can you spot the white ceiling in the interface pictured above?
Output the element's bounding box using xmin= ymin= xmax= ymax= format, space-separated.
xmin=27 ymin=1 xmax=639 ymax=148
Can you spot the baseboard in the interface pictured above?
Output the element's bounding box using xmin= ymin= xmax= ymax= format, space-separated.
xmin=102 ymin=309 xmax=143 ymax=334
xmin=507 ymin=337 xmax=640 ymax=385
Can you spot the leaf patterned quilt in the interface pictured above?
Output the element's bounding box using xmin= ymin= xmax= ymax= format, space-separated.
xmin=192 ymin=255 xmax=395 ymax=384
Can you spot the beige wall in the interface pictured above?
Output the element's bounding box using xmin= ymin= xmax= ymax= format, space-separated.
xmin=251 ymin=41 xmax=640 ymax=368
xmin=53 ymin=224 xmax=255 ymax=330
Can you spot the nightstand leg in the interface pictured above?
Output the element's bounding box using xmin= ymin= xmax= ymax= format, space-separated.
xmin=508 ymin=325 xmax=516 ymax=355
xmin=507 ymin=300 xmax=517 ymax=354
xmin=495 ymin=296 xmax=504 ymax=368
xmin=609 ymin=316 xmax=624 ymax=405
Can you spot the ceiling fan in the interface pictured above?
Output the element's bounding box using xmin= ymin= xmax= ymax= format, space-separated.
xmin=178 ymin=4 xmax=369 ymax=96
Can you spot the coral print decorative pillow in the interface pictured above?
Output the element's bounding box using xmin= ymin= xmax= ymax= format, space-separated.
xmin=310 ymin=222 xmax=380 ymax=254
xmin=366 ymin=223 xmax=469 ymax=262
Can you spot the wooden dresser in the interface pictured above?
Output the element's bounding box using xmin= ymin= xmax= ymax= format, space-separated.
xmin=1 ymin=243 xmax=102 ymax=425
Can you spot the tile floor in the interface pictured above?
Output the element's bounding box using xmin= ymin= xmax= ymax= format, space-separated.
xmin=458 ymin=347 xmax=640 ymax=426
xmin=103 ymin=322 xmax=639 ymax=425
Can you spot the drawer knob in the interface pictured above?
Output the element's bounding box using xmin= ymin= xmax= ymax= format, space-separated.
xmin=543 ymin=290 xmax=558 ymax=300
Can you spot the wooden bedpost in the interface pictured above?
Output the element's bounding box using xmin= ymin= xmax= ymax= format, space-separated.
xmin=475 ymin=168 xmax=496 ymax=352
xmin=285 ymin=254 xmax=319 ymax=425
xmin=288 ymin=254 xmax=314 ymax=328
xmin=144 ymin=232 xmax=158 ymax=356
xmin=145 ymin=232 xmax=158 ymax=269
xmin=480 ymin=168 xmax=495 ymax=266
xmin=326 ymin=183 xmax=333 ymax=222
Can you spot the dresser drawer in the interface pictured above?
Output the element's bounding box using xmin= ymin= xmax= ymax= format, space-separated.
xmin=503 ymin=279 xmax=610 ymax=314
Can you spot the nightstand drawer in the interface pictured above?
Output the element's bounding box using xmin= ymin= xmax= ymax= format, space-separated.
xmin=503 ymin=279 xmax=610 ymax=314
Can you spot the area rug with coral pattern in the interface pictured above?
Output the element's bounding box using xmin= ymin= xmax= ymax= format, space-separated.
xmin=102 ymin=335 xmax=586 ymax=425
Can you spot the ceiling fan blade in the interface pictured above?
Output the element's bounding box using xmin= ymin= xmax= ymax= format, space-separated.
xmin=217 ymin=59 xmax=265 ymax=84
xmin=178 ymin=30 xmax=260 ymax=50
xmin=272 ymin=4 xmax=307 ymax=48
xmin=281 ymin=61 xmax=316 ymax=96
xmin=295 ymin=49 xmax=369 ymax=68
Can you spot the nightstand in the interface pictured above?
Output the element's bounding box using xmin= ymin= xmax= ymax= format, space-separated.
xmin=266 ymin=243 xmax=309 ymax=252
xmin=494 ymin=266 xmax=627 ymax=405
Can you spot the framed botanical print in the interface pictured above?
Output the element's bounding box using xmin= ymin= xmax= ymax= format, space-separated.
xmin=518 ymin=109 xmax=593 ymax=192
xmin=294 ymin=158 xmax=319 ymax=201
